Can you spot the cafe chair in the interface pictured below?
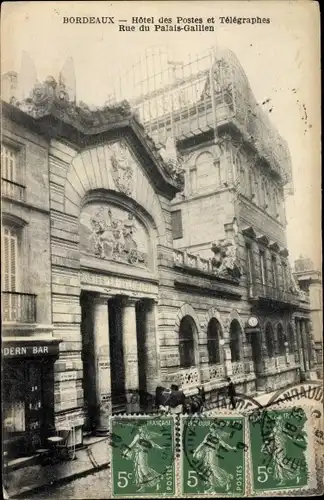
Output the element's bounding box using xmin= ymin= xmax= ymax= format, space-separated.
xmin=46 ymin=426 xmax=76 ymax=462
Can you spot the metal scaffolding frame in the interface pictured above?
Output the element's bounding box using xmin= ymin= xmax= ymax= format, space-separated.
xmin=106 ymin=45 xmax=293 ymax=192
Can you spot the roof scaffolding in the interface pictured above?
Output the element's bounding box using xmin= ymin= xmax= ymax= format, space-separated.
xmin=106 ymin=45 xmax=293 ymax=193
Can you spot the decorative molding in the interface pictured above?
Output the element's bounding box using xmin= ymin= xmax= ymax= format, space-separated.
xmin=241 ymin=225 xmax=257 ymax=239
xmin=109 ymin=141 xmax=134 ymax=196
xmin=256 ymin=234 xmax=270 ymax=246
xmin=6 ymin=78 xmax=184 ymax=192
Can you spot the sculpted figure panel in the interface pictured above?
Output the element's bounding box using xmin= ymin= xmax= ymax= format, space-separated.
xmin=80 ymin=203 xmax=150 ymax=268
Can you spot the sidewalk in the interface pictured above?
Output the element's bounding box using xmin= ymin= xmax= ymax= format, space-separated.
xmin=6 ymin=436 xmax=110 ymax=499
xmin=6 ymin=382 xmax=321 ymax=498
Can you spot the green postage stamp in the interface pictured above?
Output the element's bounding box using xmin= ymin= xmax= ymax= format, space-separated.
xmin=181 ymin=413 xmax=246 ymax=496
xmin=110 ymin=415 xmax=175 ymax=497
xmin=248 ymin=405 xmax=318 ymax=495
xmin=109 ymin=405 xmax=320 ymax=498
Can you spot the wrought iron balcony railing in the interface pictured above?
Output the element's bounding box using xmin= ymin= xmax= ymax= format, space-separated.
xmin=1 ymin=178 xmax=26 ymax=202
xmin=2 ymin=292 xmax=37 ymax=323
xmin=247 ymin=282 xmax=303 ymax=306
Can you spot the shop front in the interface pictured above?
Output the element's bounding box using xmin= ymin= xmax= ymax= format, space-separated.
xmin=2 ymin=339 xmax=61 ymax=459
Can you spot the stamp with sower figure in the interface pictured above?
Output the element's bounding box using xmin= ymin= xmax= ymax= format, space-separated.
xmin=248 ymin=405 xmax=318 ymax=495
xmin=181 ymin=413 xmax=246 ymax=496
xmin=110 ymin=414 xmax=176 ymax=497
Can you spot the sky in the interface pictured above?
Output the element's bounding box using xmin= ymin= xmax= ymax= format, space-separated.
xmin=1 ymin=1 xmax=321 ymax=269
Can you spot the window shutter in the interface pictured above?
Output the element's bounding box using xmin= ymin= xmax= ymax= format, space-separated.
xmin=2 ymin=226 xmax=18 ymax=291
xmin=1 ymin=145 xmax=18 ymax=182
xmin=171 ymin=210 xmax=183 ymax=240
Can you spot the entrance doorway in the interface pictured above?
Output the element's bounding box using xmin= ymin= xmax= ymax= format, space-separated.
xmin=109 ymin=297 xmax=126 ymax=408
xmin=250 ymin=331 xmax=263 ymax=376
xmin=81 ymin=292 xmax=155 ymax=424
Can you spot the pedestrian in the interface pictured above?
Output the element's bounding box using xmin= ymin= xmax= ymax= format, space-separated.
xmin=166 ymin=384 xmax=186 ymax=414
xmin=227 ymin=377 xmax=236 ymax=410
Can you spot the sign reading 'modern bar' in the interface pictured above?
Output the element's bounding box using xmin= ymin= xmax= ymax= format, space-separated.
xmin=2 ymin=342 xmax=60 ymax=358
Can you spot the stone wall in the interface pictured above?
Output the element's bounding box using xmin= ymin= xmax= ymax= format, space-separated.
xmin=2 ymin=117 xmax=52 ymax=327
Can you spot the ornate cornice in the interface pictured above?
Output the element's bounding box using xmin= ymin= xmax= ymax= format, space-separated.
xmin=3 ymin=77 xmax=185 ymax=195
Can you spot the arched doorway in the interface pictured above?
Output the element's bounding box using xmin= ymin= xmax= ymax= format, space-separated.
xmin=207 ymin=318 xmax=222 ymax=365
xmin=265 ymin=323 xmax=275 ymax=358
xmin=179 ymin=316 xmax=196 ymax=368
xmin=229 ymin=319 xmax=242 ymax=362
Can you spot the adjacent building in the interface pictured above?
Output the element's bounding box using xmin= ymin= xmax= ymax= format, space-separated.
xmin=294 ymin=256 xmax=322 ymax=377
xmin=1 ymin=48 xmax=315 ymax=458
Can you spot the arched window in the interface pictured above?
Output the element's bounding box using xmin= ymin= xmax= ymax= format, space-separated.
xmin=265 ymin=323 xmax=275 ymax=358
xmin=277 ymin=324 xmax=286 ymax=355
xmin=207 ymin=318 xmax=221 ymax=364
xmin=287 ymin=323 xmax=295 ymax=353
xmin=195 ymin=152 xmax=215 ymax=191
xmin=179 ymin=316 xmax=196 ymax=368
xmin=229 ymin=319 xmax=242 ymax=362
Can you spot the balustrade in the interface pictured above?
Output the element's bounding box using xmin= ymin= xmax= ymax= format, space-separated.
xmin=276 ymin=355 xmax=287 ymax=370
xmin=1 ymin=178 xmax=25 ymax=201
xmin=287 ymin=353 xmax=296 ymax=366
xmin=167 ymin=367 xmax=200 ymax=390
xmin=264 ymin=357 xmax=276 ymax=373
xmin=231 ymin=361 xmax=245 ymax=376
xmin=209 ymin=364 xmax=225 ymax=380
xmin=173 ymin=249 xmax=213 ymax=274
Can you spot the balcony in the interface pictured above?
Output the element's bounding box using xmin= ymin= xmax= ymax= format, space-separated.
xmin=209 ymin=364 xmax=225 ymax=381
xmin=2 ymin=292 xmax=37 ymax=323
xmin=248 ymin=282 xmax=303 ymax=308
xmin=1 ymin=178 xmax=26 ymax=202
xmin=165 ymin=367 xmax=200 ymax=393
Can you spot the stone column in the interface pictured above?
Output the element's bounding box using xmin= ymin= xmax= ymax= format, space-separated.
xmin=224 ymin=347 xmax=233 ymax=377
xmin=145 ymin=299 xmax=160 ymax=395
xmin=306 ymin=321 xmax=315 ymax=370
xmin=301 ymin=320 xmax=310 ymax=373
xmin=93 ymin=295 xmax=112 ymax=435
xmin=121 ymin=297 xmax=140 ymax=412
xmin=298 ymin=320 xmax=309 ymax=380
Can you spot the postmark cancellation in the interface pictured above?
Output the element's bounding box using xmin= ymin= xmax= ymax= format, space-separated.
xmin=110 ymin=414 xmax=176 ymax=498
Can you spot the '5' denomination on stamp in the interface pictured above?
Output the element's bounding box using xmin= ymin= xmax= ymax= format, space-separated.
xmin=248 ymin=406 xmax=318 ymax=494
xmin=110 ymin=415 xmax=175 ymax=497
xmin=181 ymin=414 xmax=246 ymax=496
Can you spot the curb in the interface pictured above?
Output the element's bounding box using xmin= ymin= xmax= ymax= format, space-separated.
xmin=9 ymin=462 xmax=110 ymax=499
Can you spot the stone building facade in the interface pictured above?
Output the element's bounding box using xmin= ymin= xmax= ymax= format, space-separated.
xmin=1 ymin=49 xmax=314 ymax=453
xmin=294 ymin=256 xmax=322 ymax=377
xmin=2 ymin=102 xmax=61 ymax=458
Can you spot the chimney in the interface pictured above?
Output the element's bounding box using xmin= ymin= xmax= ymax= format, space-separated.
xmin=1 ymin=71 xmax=18 ymax=102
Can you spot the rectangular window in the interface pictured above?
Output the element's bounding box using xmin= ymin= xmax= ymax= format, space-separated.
xmin=271 ymin=255 xmax=278 ymax=288
xmin=171 ymin=210 xmax=183 ymax=240
xmin=282 ymin=262 xmax=288 ymax=290
xmin=2 ymin=226 xmax=19 ymax=291
xmin=259 ymin=250 xmax=266 ymax=286
xmin=245 ymin=243 xmax=253 ymax=285
xmin=1 ymin=144 xmax=18 ymax=182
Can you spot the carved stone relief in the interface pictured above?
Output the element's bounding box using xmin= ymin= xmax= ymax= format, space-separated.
xmin=211 ymin=238 xmax=242 ymax=280
xmin=80 ymin=204 xmax=149 ymax=268
xmin=108 ymin=142 xmax=134 ymax=196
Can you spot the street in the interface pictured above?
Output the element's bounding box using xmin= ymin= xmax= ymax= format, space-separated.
xmin=19 ymin=469 xmax=111 ymax=500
